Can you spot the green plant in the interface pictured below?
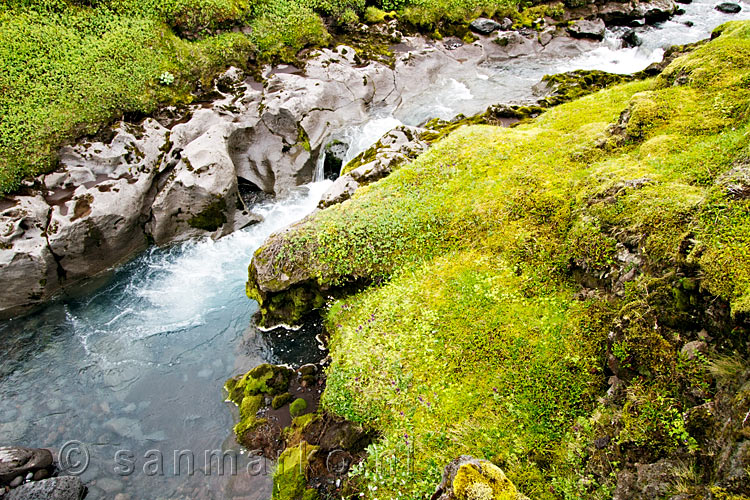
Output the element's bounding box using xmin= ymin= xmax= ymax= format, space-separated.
xmin=158 ymin=70 xmax=176 ymax=85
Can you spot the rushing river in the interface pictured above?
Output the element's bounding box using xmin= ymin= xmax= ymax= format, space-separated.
xmin=0 ymin=1 xmax=748 ymax=498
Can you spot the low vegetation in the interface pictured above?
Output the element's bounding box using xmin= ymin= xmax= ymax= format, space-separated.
xmin=0 ymin=0 xmax=522 ymax=197
xmin=249 ymin=22 xmax=750 ymax=498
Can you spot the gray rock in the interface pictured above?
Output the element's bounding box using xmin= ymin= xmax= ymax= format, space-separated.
xmin=681 ymin=340 xmax=707 ymax=360
xmin=319 ymin=126 xmax=428 ymax=208
xmin=538 ymin=26 xmax=557 ymax=46
xmin=5 ymin=476 xmax=86 ymax=500
xmin=469 ymin=18 xmax=502 ymax=35
xmin=499 ymin=17 xmax=513 ymax=30
xmin=494 ymin=31 xmax=539 ymax=58
xmin=0 ymin=196 xmax=59 ymax=317
xmin=716 ymin=2 xmax=741 ymax=13
xmin=567 ymin=18 xmax=606 ymax=40
xmin=621 ymin=28 xmax=642 ymax=47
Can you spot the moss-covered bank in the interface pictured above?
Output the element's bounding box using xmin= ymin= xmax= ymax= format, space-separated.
xmin=245 ymin=21 xmax=750 ymax=498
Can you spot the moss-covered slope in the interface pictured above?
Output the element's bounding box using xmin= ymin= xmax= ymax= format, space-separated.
xmin=247 ymin=21 xmax=750 ymax=499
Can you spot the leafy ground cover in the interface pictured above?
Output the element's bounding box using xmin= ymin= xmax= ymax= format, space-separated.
xmin=249 ymin=21 xmax=750 ymax=498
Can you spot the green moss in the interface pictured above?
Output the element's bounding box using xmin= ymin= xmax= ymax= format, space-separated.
xmin=273 ymin=441 xmax=319 ymax=500
xmin=453 ymin=462 xmax=518 ymax=500
xmin=246 ymin=22 xmax=750 ymax=500
xmin=289 ymin=398 xmax=309 ymax=417
xmin=273 ymin=392 xmax=294 ymax=410
xmin=188 ymin=197 xmax=227 ymax=231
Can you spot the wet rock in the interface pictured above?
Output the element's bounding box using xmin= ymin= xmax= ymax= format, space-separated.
xmin=319 ymin=126 xmax=428 ymax=209
xmin=469 ymin=18 xmax=502 ymax=35
xmin=499 ymin=17 xmax=513 ymax=30
xmin=322 ymin=141 xmax=348 ymax=180
xmin=443 ymin=37 xmax=463 ymax=50
xmin=538 ymin=26 xmax=557 ymax=46
xmin=5 ymin=476 xmax=86 ymax=500
xmin=146 ymin=122 xmax=258 ymax=245
xmin=597 ymin=0 xmax=678 ymax=25
xmin=431 ymin=456 xmax=526 ymax=500
xmin=716 ymin=2 xmax=741 ymax=13
xmin=46 ymin=119 xmax=169 ymax=282
xmin=8 ymin=478 xmax=22 ymax=489
xmin=0 ymin=447 xmax=53 ymax=486
xmin=567 ymin=19 xmax=606 ymax=41
xmin=621 ymin=28 xmax=642 ymax=47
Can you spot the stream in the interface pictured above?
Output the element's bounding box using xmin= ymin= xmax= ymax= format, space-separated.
xmin=0 ymin=1 xmax=748 ymax=498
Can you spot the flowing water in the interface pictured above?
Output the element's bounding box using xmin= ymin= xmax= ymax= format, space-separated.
xmin=0 ymin=2 xmax=747 ymax=498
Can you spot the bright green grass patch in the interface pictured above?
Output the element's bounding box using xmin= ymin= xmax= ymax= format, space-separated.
xmin=323 ymin=251 xmax=606 ymax=498
xmin=267 ymin=21 xmax=750 ymax=499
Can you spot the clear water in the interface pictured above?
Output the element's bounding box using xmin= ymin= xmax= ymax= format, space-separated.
xmin=0 ymin=2 xmax=747 ymax=497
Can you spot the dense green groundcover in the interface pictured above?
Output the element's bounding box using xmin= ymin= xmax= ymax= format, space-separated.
xmin=0 ymin=0 xmax=519 ymax=196
xmin=251 ymin=22 xmax=750 ymax=498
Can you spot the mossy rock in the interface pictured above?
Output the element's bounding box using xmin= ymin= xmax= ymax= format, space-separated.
xmin=243 ymin=363 xmax=295 ymax=396
xmin=272 ymin=392 xmax=294 ymax=410
xmin=434 ymin=456 xmax=523 ymax=500
xmin=290 ymin=398 xmax=309 ymax=418
xmin=272 ymin=441 xmax=319 ymax=500
xmin=188 ymin=196 xmax=227 ymax=231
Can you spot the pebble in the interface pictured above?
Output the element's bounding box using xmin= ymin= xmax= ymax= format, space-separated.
xmin=24 ymin=473 xmax=32 ymax=481
xmin=9 ymin=476 xmax=22 ymax=488
xmin=32 ymin=469 xmax=49 ymax=481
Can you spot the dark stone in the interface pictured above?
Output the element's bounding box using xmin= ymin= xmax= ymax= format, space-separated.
xmin=567 ymin=18 xmax=606 ymax=40
xmin=469 ymin=17 xmax=502 ymax=35
xmin=0 ymin=448 xmax=53 ymax=486
xmin=323 ymin=141 xmax=348 ymax=181
xmin=5 ymin=477 xmax=86 ymax=500
xmin=676 ymin=0 xmax=691 ymax=4
xmin=621 ymin=28 xmax=642 ymax=47
xmin=716 ymin=2 xmax=741 ymax=13
xmin=443 ymin=38 xmax=463 ymax=50
xmin=594 ymin=436 xmax=611 ymax=449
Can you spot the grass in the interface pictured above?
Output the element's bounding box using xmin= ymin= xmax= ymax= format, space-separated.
xmin=247 ymin=21 xmax=750 ymax=498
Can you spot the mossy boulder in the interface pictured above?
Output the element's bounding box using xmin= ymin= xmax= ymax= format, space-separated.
xmin=289 ymin=398 xmax=309 ymax=417
xmin=225 ymin=363 xmax=294 ymax=445
xmin=272 ymin=441 xmax=319 ymax=500
xmin=272 ymin=392 xmax=294 ymax=410
xmin=433 ymin=456 xmax=526 ymax=500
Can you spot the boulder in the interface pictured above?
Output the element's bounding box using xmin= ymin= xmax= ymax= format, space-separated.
xmin=567 ymin=18 xmax=606 ymax=40
xmin=319 ymin=126 xmax=428 ymax=209
xmin=46 ymin=119 xmax=168 ymax=282
xmin=5 ymin=476 xmax=86 ymax=500
xmin=493 ymin=31 xmax=539 ymax=58
xmin=431 ymin=456 xmax=527 ymax=500
xmin=621 ymin=28 xmax=642 ymax=47
xmin=716 ymin=2 xmax=742 ymax=13
xmin=597 ymin=0 xmax=677 ymax=25
xmin=0 ymin=196 xmax=60 ymax=317
xmin=0 ymin=447 xmax=54 ymax=486
xmin=469 ymin=18 xmax=502 ymax=35
xmin=146 ymin=122 xmax=259 ymax=245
